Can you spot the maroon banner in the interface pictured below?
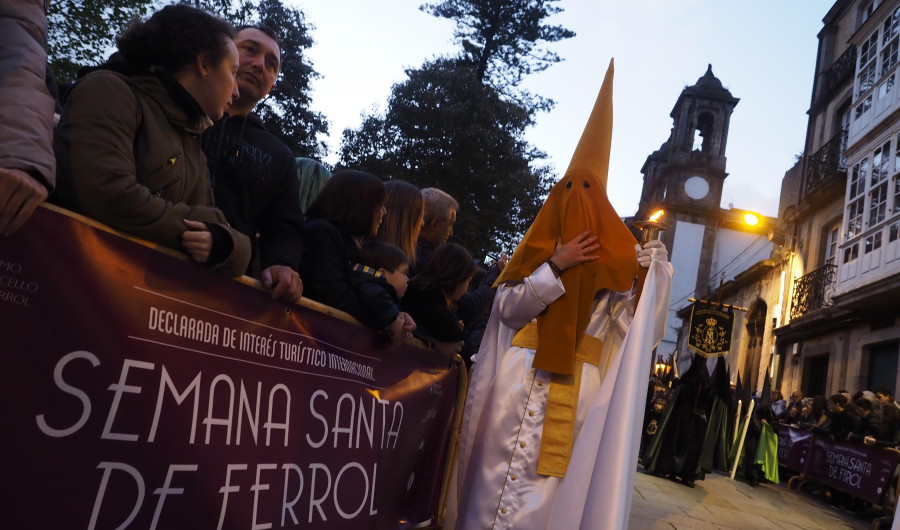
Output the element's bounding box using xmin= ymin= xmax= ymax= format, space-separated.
xmin=0 ymin=207 xmax=461 ymax=529
xmin=803 ymin=433 xmax=900 ymax=504
xmin=777 ymin=424 xmax=812 ymax=473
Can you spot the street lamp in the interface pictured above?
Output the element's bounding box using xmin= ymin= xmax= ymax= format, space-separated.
xmin=743 ymin=212 xmax=760 ymax=226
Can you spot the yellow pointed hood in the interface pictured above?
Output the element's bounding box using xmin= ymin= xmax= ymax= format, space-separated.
xmin=495 ymin=59 xmax=638 ymax=376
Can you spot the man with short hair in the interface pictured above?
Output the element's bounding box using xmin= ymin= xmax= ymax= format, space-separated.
xmin=413 ymin=186 xmax=506 ymax=359
xmin=874 ymin=387 xmax=900 ymax=410
xmin=203 ymin=25 xmax=304 ymax=302
xmin=415 ymin=187 xmax=458 ymax=273
xmin=813 ymin=394 xmax=858 ymax=442
xmin=780 ymin=389 xmax=803 ymax=420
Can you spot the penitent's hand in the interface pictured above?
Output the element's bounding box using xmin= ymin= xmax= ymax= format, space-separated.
xmin=550 ymin=230 xmax=599 ymax=271
xmin=182 ymin=219 xmax=213 ymax=264
xmin=636 ymin=239 xmax=668 ymax=268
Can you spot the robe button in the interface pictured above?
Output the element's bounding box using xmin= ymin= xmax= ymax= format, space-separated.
xmin=537 ymin=380 xmax=543 ymax=387
xmin=528 ymin=410 xmax=535 ymax=417
xmin=520 ymin=442 xmax=526 ymax=448
xmin=511 ymin=474 xmax=517 ymax=480
xmin=501 ymin=508 xmax=508 ymax=514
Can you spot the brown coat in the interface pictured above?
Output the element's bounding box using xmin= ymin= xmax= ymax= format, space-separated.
xmin=54 ymin=68 xmax=250 ymax=277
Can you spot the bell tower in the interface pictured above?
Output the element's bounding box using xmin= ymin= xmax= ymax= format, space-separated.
xmin=632 ymin=65 xmax=743 ymax=369
xmin=636 ymin=65 xmax=740 ymax=219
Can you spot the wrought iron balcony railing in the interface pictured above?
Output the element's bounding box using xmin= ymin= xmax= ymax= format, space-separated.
xmin=790 ymin=264 xmax=837 ymax=319
xmin=814 ymin=45 xmax=856 ymax=106
xmin=805 ymin=130 xmax=848 ymax=196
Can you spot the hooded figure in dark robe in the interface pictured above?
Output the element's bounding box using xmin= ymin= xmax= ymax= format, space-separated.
xmin=644 ymin=353 xmax=714 ymax=487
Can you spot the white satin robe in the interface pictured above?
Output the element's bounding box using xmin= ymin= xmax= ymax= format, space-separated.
xmin=448 ymin=260 xmax=672 ymax=530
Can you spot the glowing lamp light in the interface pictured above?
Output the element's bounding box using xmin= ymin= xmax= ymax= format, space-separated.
xmin=743 ymin=212 xmax=760 ymax=226
xmin=634 ymin=210 xmax=670 ymax=243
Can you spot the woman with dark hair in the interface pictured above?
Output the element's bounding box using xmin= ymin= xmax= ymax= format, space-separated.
xmin=301 ymin=170 xmax=415 ymax=340
xmin=53 ymin=4 xmax=249 ymax=276
xmin=403 ymin=243 xmax=476 ymax=357
xmin=377 ymin=180 xmax=424 ymax=262
xmin=800 ymin=395 xmax=829 ymax=429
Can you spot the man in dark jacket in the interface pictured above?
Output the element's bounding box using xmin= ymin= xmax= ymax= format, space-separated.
xmin=813 ymin=394 xmax=858 ymax=442
xmin=203 ymin=25 xmax=304 ymax=302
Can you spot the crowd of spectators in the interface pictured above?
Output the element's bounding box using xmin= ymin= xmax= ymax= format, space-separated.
xmin=774 ymin=386 xmax=900 ymax=448
xmin=3 ymin=3 xmax=506 ymax=356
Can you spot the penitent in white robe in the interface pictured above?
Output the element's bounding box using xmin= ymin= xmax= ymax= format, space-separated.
xmin=448 ymin=259 xmax=672 ymax=530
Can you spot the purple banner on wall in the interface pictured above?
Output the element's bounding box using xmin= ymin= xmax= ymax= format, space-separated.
xmin=0 ymin=207 xmax=460 ymax=529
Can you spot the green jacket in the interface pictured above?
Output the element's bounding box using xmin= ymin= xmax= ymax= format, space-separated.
xmin=54 ymin=68 xmax=250 ymax=277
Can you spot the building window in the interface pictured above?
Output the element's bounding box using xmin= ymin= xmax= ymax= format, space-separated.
xmin=850 ymin=158 xmax=868 ymax=199
xmin=890 ymin=221 xmax=899 ymax=242
xmin=856 ymin=95 xmax=874 ymax=119
xmin=871 ymin=182 xmax=889 ymax=226
xmin=848 ymin=198 xmax=865 ymax=237
xmin=865 ymin=232 xmax=883 ymax=253
xmin=884 ymin=6 xmax=900 ymax=77
xmin=894 ymin=175 xmax=900 ymax=214
xmin=826 ymin=225 xmax=839 ymax=265
xmin=885 ymin=6 xmax=900 ymax=44
xmin=859 ymin=64 xmax=878 ymax=95
xmin=895 ymin=133 xmax=900 ymax=172
xmin=883 ymin=39 xmax=899 ymax=75
xmin=865 ymin=1 xmax=875 ymax=21
xmin=844 ymin=243 xmax=860 ymax=263
xmin=873 ymin=141 xmax=891 ymax=185
xmin=879 ymin=74 xmax=896 ymax=99
xmin=861 ymin=30 xmax=879 ymax=66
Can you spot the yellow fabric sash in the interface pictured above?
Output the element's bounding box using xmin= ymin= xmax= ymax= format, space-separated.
xmin=511 ymin=321 xmax=604 ymax=477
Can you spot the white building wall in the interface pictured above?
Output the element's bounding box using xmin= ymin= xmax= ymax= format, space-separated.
xmin=667 ymin=220 xmax=705 ymax=360
xmin=711 ymin=229 xmax=774 ymax=290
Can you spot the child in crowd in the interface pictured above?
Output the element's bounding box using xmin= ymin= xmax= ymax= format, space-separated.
xmin=300 ymin=170 xmax=415 ymax=341
xmin=402 ymin=243 xmax=475 ymax=357
xmin=350 ymin=240 xmax=412 ymax=340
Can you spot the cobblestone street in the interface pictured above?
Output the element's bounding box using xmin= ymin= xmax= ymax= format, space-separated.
xmin=630 ymin=469 xmax=876 ymax=529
